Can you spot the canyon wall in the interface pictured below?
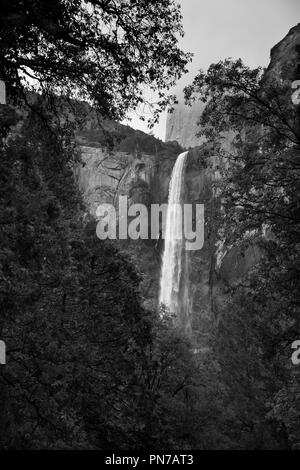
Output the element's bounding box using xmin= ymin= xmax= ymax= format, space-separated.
xmin=74 ymin=24 xmax=300 ymax=339
xmin=75 ymin=121 xmax=220 ymax=340
xmin=165 ymin=93 xmax=205 ymax=148
xmin=75 ymin=119 xmax=183 ymax=312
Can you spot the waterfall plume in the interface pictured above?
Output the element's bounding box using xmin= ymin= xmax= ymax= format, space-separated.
xmin=159 ymin=151 xmax=188 ymax=315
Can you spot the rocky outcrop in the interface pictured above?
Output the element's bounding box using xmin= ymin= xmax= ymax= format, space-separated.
xmin=76 ymin=146 xmax=156 ymax=216
xmin=165 ymin=93 xmax=205 ymax=148
xmin=75 ymin=114 xmax=183 ymax=211
xmin=266 ymin=23 xmax=300 ymax=81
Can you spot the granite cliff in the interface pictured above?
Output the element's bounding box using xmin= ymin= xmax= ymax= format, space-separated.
xmin=72 ymin=24 xmax=300 ymax=338
xmin=165 ymin=93 xmax=205 ymax=148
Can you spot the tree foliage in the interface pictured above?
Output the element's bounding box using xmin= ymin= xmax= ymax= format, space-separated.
xmin=185 ymin=59 xmax=300 ymax=448
xmin=0 ymin=102 xmax=223 ymax=449
xmin=0 ymin=0 xmax=191 ymax=122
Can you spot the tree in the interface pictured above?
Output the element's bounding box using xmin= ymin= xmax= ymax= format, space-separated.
xmin=0 ymin=101 xmax=224 ymax=450
xmin=0 ymin=0 xmax=191 ymax=123
xmin=0 ymin=104 xmax=151 ymax=449
xmin=185 ymin=59 xmax=300 ymax=448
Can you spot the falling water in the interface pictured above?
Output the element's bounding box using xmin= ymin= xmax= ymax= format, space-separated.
xmin=159 ymin=151 xmax=188 ymax=314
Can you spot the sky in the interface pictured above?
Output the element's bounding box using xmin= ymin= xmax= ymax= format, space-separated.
xmin=125 ymin=0 xmax=300 ymax=141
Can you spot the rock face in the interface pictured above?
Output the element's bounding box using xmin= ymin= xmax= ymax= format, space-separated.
xmin=75 ymin=121 xmax=220 ymax=338
xmin=76 ymin=146 xmax=156 ymax=216
xmin=74 ymin=119 xmax=183 ymax=312
xmin=76 ymin=121 xmax=183 ymax=210
xmin=266 ymin=23 xmax=300 ymax=82
xmin=73 ymin=24 xmax=300 ymax=338
xmin=165 ymin=94 xmax=205 ymax=148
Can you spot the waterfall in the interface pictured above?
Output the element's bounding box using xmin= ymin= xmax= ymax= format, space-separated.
xmin=159 ymin=151 xmax=188 ymax=314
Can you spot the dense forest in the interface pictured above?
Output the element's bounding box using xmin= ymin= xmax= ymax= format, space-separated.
xmin=0 ymin=0 xmax=299 ymax=450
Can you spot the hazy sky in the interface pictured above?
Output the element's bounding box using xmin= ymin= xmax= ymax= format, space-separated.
xmin=125 ymin=0 xmax=300 ymax=140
